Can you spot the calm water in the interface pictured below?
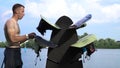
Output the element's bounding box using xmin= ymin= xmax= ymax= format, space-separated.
xmin=0 ymin=48 xmax=120 ymax=68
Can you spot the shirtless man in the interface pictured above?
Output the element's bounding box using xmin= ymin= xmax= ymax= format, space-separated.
xmin=3 ymin=3 xmax=36 ymax=68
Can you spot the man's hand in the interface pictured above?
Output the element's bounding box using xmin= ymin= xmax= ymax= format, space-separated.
xmin=28 ymin=32 xmax=36 ymax=39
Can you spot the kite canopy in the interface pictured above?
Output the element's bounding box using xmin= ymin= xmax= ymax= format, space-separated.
xmin=35 ymin=15 xmax=96 ymax=68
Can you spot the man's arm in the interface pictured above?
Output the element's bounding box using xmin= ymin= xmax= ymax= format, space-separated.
xmin=6 ymin=21 xmax=35 ymax=43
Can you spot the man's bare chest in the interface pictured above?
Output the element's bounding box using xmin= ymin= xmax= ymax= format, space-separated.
xmin=14 ymin=23 xmax=20 ymax=34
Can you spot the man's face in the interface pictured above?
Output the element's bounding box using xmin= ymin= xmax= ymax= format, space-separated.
xmin=17 ymin=7 xmax=25 ymax=20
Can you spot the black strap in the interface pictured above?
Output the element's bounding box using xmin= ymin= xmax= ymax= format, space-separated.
xmin=1 ymin=58 xmax=5 ymax=68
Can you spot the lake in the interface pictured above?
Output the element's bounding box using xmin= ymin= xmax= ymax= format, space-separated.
xmin=0 ymin=48 xmax=120 ymax=68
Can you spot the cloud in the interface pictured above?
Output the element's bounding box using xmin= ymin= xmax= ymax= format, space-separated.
xmin=92 ymin=3 xmax=120 ymax=24
xmin=1 ymin=10 xmax=12 ymax=23
xmin=102 ymin=4 xmax=120 ymax=21
xmin=84 ymin=0 xmax=120 ymax=24
xmin=0 ymin=10 xmax=12 ymax=41
xmin=24 ymin=0 xmax=120 ymax=24
xmin=2 ymin=0 xmax=120 ymax=24
xmin=24 ymin=0 xmax=86 ymax=21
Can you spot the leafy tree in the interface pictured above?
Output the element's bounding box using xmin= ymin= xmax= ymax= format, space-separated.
xmin=0 ymin=33 xmax=120 ymax=49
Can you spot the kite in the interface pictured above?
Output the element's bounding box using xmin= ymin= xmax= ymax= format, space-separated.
xmin=35 ymin=14 xmax=96 ymax=68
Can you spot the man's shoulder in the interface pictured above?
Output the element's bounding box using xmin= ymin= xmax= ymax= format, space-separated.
xmin=6 ymin=18 xmax=15 ymax=25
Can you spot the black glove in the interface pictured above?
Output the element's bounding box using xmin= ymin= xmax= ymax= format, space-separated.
xmin=28 ymin=32 xmax=36 ymax=39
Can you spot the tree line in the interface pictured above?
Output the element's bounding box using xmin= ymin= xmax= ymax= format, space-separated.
xmin=0 ymin=33 xmax=120 ymax=49
xmin=94 ymin=38 xmax=120 ymax=49
xmin=79 ymin=33 xmax=120 ymax=49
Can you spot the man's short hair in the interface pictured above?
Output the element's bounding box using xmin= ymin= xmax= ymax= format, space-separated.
xmin=12 ymin=3 xmax=25 ymax=14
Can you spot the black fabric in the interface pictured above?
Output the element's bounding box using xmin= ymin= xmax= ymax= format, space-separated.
xmin=46 ymin=16 xmax=78 ymax=63
xmin=4 ymin=47 xmax=23 ymax=68
xmin=55 ymin=16 xmax=73 ymax=29
xmin=35 ymin=35 xmax=57 ymax=48
xmin=50 ymin=29 xmax=78 ymax=45
xmin=37 ymin=15 xmax=83 ymax=68
xmin=46 ymin=59 xmax=83 ymax=68
xmin=60 ymin=47 xmax=83 ymax=64
xmin=86 ymin=43 xmax=96 ymax=56
xmin=34 ymin=35 xmax=57 ymax=57
xmin=37 ymin=18 xmax=60 ymax=35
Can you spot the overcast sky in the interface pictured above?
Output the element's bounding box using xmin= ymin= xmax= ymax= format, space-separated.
xmin=0 ymin=0 xmax=120 ymax=41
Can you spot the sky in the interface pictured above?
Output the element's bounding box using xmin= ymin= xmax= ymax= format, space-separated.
xmin=0 ymin=0 xmax=120 ymax=42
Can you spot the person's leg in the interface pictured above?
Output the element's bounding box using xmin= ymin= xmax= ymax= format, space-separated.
xmin=16 ymin=65 xmax=22 ymax=68
xmin=4 ymin=48 xmax=23 ymax=68
xmin=15 ymin=48 xmax=23 ymax=68
xmin=4 ymin=48 xmax=16 ymax=68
